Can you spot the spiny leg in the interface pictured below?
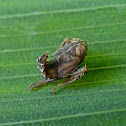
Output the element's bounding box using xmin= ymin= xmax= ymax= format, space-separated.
xmin=70 ymin=64 xmax=87 ymax=77
xmin=29 ymin=79 xmax=54 ymax=90
xmin=51 ymin=65 xmax=87 ymax=94
xmin=51 ymin=77 xmax=78 ymax=94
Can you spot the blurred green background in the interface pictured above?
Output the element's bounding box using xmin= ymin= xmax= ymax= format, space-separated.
xmin=0 ymin=0 xmax=126 ymax=125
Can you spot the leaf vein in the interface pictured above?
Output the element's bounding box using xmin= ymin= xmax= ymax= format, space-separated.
xmin=0 ymin=38 xmax=126 ymax=53
xmin=0 ymin=4 xmax=126 ymax=19
xmin=0 ymin=108 xmax=126 ymax=125
xmin=0 ymin=64 xmax=126 ymax=80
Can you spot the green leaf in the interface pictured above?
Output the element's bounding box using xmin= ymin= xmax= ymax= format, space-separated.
xmin=0 ymin=0 xmax=126 ymax=125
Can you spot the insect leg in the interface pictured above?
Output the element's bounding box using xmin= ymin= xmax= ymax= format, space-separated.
xmin=29 ymin=79 xmax=55 ymax=90
xmin=51 ymin=77 xmax=78 ymax=94
xmin=51 ymin=64 xmax=87 ymax=94
xmin=71 ymin=64 xmax=87 ymax=78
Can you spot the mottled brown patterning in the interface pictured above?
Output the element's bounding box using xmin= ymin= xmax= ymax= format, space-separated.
xmin=29 ymin=38 xmax=88 ymax=94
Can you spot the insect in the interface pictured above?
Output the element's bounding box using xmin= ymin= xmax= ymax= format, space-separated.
xmin=29 ymin=38 xmax=88 ymax=94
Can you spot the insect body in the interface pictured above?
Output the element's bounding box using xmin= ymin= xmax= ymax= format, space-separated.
xmin=29 ymin=38 xmax=88 ymax=94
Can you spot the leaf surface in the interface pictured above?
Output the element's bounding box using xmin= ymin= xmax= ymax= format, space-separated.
xmin=0 ymin=0 xmax=126 ymax=125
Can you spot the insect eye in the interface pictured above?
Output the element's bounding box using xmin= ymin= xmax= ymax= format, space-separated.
xmin=37 ymin=57 xmax=41 ymax=63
